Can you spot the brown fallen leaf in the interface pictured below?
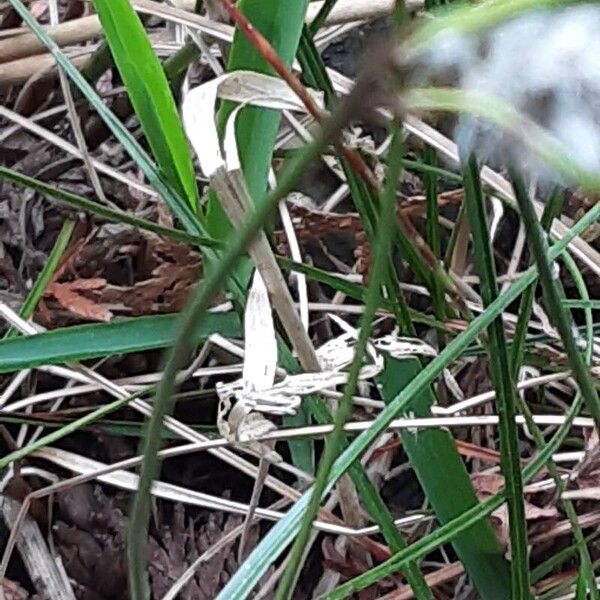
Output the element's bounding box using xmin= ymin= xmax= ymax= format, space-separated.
xmin=46 ymin=278 xmax=112 ymax=322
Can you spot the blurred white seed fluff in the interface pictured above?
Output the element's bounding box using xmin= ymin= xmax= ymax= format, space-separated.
xmin=405 ymin=4 xmax=600 ymax=182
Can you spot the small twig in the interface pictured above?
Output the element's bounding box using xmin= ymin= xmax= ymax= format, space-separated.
xmin=0 ymin=495 xmax=76 ymax=600
xmin=238 ymin=456 xmax=270 ymax=562
xmin=48 ymin=0 xmax=111 ymax=209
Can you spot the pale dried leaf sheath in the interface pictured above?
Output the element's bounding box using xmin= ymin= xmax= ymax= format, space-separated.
xmin=210 ymin=167 xmax=320 ymax=372
xmin=243 ymin=270 xmax=277 ymax=391
xmin=181 ymin=71 xmax=324 ymax=178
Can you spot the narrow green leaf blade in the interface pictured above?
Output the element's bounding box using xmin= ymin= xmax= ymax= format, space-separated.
xmin=7 ymin=0 xmax=203 ymax=237
xmin=0 ymin=313 xmax=240 ymax=373
xmin=379 ymin=356 xmax=511 ymax=598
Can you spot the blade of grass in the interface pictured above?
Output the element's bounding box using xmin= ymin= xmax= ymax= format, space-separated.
xmin=463 ymin=156 xmax=530 ymax=597
xmin=562 ymin=299 xmax=600 ymax=309
xmin=91 ymin=0 xmax=200 ymax=211
xmin=508 ymin=177 xmax=598 ymax=598
xmin=424 ymin=147 xmax=447 ymax=350
xmin=531 ymin=531 xmax=600 ymax=584
xmin=0 ymin=387 xmax=150 ymax=469
xmin=378 ymin=354 xmax=512 ymax=598
xmin=204 ymin=0 xmax=309 ymax=247
xmin=510 ymin=187 xmax=564 ymax=376
xmin=509 ymin=168 xmax=600 ymax=429
xmin=0 ymin=167 xmax=220 ymax=249
xmin=3 ymin=220 xmax=74 ymax=340
xmin=307 ymin=0 xmax=339 ymax=35
xmin=0 ymin=313 xmax=240 ymax=373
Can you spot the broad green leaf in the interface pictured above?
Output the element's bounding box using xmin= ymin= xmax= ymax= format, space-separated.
xmin=379 ymin=356 xmax=512 ymax=598
xmin=92 ymin=0 xmax=199 ymax=212
xmin=0 ymin=313 xmax=240 ymax=373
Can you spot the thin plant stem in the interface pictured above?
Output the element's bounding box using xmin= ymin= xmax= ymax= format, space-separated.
xmin=463 ymin=155 xmax=529 ymax=598
xmin=275 ymin=126 xmax=405 ymax=600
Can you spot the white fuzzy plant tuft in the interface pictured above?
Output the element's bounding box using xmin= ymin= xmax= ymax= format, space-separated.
xmin=405 ymin=4 xmax=600 ymax=182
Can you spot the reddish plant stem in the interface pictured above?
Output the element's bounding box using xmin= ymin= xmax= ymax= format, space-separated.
xmin=218 ymin=0 xmax=447 ymax=274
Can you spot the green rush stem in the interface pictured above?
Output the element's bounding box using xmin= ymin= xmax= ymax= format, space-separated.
xmin=463 ymin=156 xmax=529 ymax=598
xmin=307 ymin=0 xmax=339 ymax=35
xmin=510 ymin=187 xmax=564 ymax=376
xmin=275 ymin=127 xmax=405 ymax=600
xmin=126 ymin=105 xmax=357 ymax=599
xmin=510 ymin=169 xmax=600 ymax=430
xmin=507 ymin=185 xmax=597 ymax=595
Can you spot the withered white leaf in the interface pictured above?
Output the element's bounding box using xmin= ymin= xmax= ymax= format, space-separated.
xmin=182 ymin=71 xmax=325 ymax=177
xmin=243 ymin=269 xmax=277 ymax=392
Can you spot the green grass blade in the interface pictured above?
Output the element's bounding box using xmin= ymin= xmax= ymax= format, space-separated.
xmin=562 ymin=299 xmax=600 ymax=309
xmin=0 ymin=313 xmax=240 ymax=373
xmin=507 ymin=182 xmax=597 ymax=594
xmin=510 ymin=187 xmax=564 ymax=376
xmin=0 ymin=167 xmax=220 ymax=249
xmin=531 ymin=531 xmax=600 ymax=584
xmin=3 ymin=220 xmax=74 ymax=340
xmin=205 ymin=0 xmax=309 ymax=247
xmin=307 ymin=0 xmax=339 ymax=34
xmin=91 ymin=0 xmax=199 ymax=212
xmin=463 ymin=156 xmax=530 ymax=597
xmin=423 ymin=148 xmax=447 ymax=350
xmin=510 ymin=169 xmax=600 ymax=428
xmin=0 ymin=387 xmax=151 ymax=469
